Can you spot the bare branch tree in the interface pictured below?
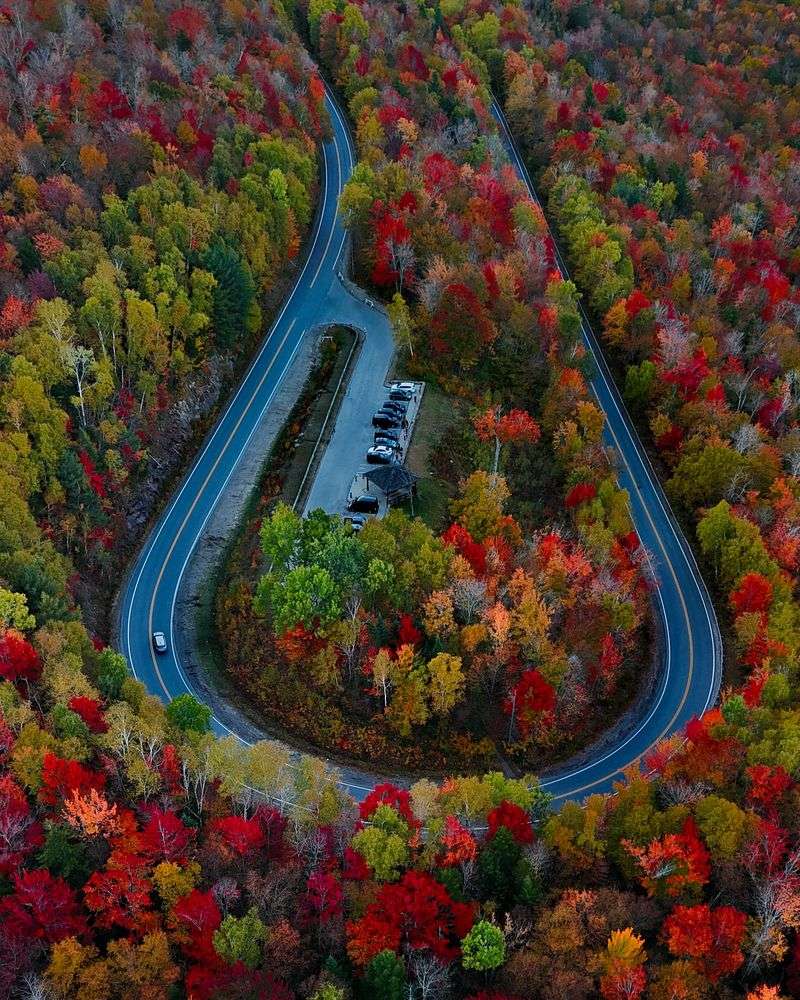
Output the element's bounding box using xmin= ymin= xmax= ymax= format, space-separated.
xmin=408 ymin=952 xmax=452 ymax=1000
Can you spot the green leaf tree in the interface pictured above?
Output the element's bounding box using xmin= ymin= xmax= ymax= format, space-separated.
xmin=95 ymin=649 xmax=129 ymax=700
xmin=351 ymin=805 xmax=410 ymax=881
xmin=461 ymin=919 xmax=506 ymax=971
xmin=166 ymin=693 xmax=212 ymax=734
xmin=0 ymin=588 xmax=36 ymax=631
xmin=255 ymin=564 xmax=341 ymax=635
xmin=360 ymin=949 xmax=407 ymax=1000
xmin=213 ymin=907 xmax=267 ymax=969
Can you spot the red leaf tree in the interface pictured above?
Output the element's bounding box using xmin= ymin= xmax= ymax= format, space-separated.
xmin=83 ymin=852 xmax=154 ymax=932
xmin=624 ymin=816 xmax=711 ymax=897
xmin=68 ymin=696 xmax=108 ymax=733
xmin=0 ymin=869 xmax=86 ymax=943
xmin=171 ymin=889 xmax=221 ymax=964
xmin=0 ymin=629 xmax=42 ymax=684
xmin=39 ymin=752 xmax=106 ymax=808
xmin=346 ymin=870 xmax=475 ymax=966
xmin=0 ymin=774 xmax=43 ymax=875
xmin=662 ymin=903 xmax=747 ymax=982
xmin=504 ymin=669 xmax=556 ymax=738
xmin=730 ymin=572 xmax=773 ymax=616
xmin=474 ymin=406 xmax=541 ymax=479
xmin=487 ymin=801 xmax=534 ymax=845
xmin=140 ymin=807 xmax=194 ymax=864
xmin=206 ymin=814 xmax=266 ymax=861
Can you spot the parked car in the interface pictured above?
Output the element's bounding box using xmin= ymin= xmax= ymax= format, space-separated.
xmin=152 ymin=631 xmax=168 ymax=654
xmin=378 ymin=410 xmax=405 ymax=426
xmin=390 ymin=381 xmax=417 ymax=393
xmin=389 ymin=387 xmax=414 ymax=401
xmin=343 ymin=513 xmax=366 ymax=532
xmin=372 ymin=412 xmax=401 ymax=429
xmin=374 ymin=432 xmax=400 ymax=449
xmin=366 ymin=445 xmax=395 ymax=464
xmin=382 ymin=400 xmax=408 ymax=415
xmin=379 ymin=409 xmax=407 ymax=425
xmin=348 ymin=494 xmax=380 ymax=514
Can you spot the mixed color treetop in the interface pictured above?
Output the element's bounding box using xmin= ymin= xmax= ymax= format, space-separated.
xmin=0 ymin=0 xmax=799 ymax=998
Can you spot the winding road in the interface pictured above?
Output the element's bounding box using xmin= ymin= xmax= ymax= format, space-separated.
xmin=117 ymin=86 xmax=722 ymax=807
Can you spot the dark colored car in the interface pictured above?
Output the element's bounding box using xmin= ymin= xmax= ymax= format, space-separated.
xmin=382 ymin=400 xmax=408 ymax=416
xmin=366 ymin=445 xmax=395 ymax=464
xmin=372 ymin=412 xmax=401 ymax=430
xmin=389 ymin=387 xmax=414 ymax=401
xmin=343 ymin=513 xmax=366 ymax=532
xmin=348 ymin=494 xmax=380 ymax=514
xmin=374 ymin=435 xmax=399 ymax=451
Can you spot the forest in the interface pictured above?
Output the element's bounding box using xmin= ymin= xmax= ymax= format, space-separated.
xmin=0 ymin=0 xmax=799 ymax=998
xmin=219 ymin=0 xmax=649 ymax=772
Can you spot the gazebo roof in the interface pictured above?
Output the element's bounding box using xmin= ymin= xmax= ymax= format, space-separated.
xmin=363 ymin=463 xmax=420 ymax=496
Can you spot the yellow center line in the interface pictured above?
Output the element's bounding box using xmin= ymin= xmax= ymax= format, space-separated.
xmin=548 ymin=399 xmax=695 ymax=800
xmin=310 ymin=135 xmax=342 ymax=288
xmin=146 ymin=317 xmax=298 ymax=698
xmin=496 ymin=101 xmax=701 ymax=804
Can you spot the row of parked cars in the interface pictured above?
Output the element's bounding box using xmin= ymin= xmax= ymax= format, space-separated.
xmin=367 ymin=381 xmax=416 ymax=464
xmin=344 ymin=382 xmax=417 ymax=532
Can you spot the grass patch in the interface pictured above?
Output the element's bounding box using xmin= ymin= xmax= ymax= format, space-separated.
xmin=398 ymin=477 xmax=450 ymax=531
xmin=400 ymin=383 xmax=463 ymax=531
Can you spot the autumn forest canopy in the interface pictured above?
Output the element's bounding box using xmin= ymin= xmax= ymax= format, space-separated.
xmin=0 ymin=0 xmax=800 ymax=998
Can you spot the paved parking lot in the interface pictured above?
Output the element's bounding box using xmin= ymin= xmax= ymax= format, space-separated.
xmin=303 ymin=374 xmax=424 ymax=517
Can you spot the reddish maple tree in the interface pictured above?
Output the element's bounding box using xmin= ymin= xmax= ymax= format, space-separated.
xmin=662 ymin=903 xmax=747 ymax=982
xmin=730 ymin=572 xmax=774 ymax=616
xmin=441 ymin=523 xmax=487 ymax=576
xmin=0 ymin=869 xmax=86 ymax=943
xmin=624 ymin=816 xmax=711 ymax=897
xmin=0 ymin=774 xmax=43 ymax=875
xmin=83 ymin=852 xmax=154 ymax=932
xmin=167 ymin=4 xmax=208 ymax=43
xmin=39 ymin=752 xmax=106 ymax=807
xmin=474 ymin=405 xmax=541 ymax=478
xmin=206 ymin=814 xmax=266 ymax=859
xmin=487 ymin=801 xmax=534 ymax=845
xmin=565 ymin=482 xmax=598 ymax=508
xmin=302 ymin=870 xmax=343 ymax=925
xmin=397 ymin=614 xmax=423 ymax=647
xmin=505 ymin=669 xmax=556 ymax=736
xmin=438 ymin=815 xmax=477 ymax=866
xmin=0 ymin=629 xmax=42 ymax=684
xmin=68 ymin=696 xmax=108 ymax=733
xmin=171 ymin=889 xmax=222 ymax=964
xmin=360 ymin=782 xmax=419 ymax=826
xmin=347 ymin=870 xmax=475 ymax=966
xmin=746 ymin=765 xmax=794 ymax=817
xmin=140 ymin=807 xmax=194 ymax=864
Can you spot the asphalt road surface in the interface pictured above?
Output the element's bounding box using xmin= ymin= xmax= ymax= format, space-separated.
xmin=492 ymin=102 xmax=722 ymax=802
xmin=117 ymin=85 xmax=722 ymax=807
xmin=118 ymin=88 xmax=390 ymax=798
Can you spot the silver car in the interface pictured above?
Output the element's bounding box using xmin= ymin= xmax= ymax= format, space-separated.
xmin=366 ymin=445 xmax=395 ymax=464
xmin=152 ymin=631 xmax=168 ymax=654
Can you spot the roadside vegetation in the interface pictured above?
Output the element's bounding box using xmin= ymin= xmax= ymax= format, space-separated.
xmin=217 ymin=0 xmax=652 ymax=773
xmin=0 ymin=0 xmax=324 ymax=632
xmin=0 ymin=1 xmax=798 ymax=998
xmin=435 ymin=0 xmax=800 ymax=727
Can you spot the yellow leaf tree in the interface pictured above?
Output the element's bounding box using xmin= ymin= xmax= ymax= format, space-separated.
xmin=427 ymin=653 xmax=465 ymax=717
